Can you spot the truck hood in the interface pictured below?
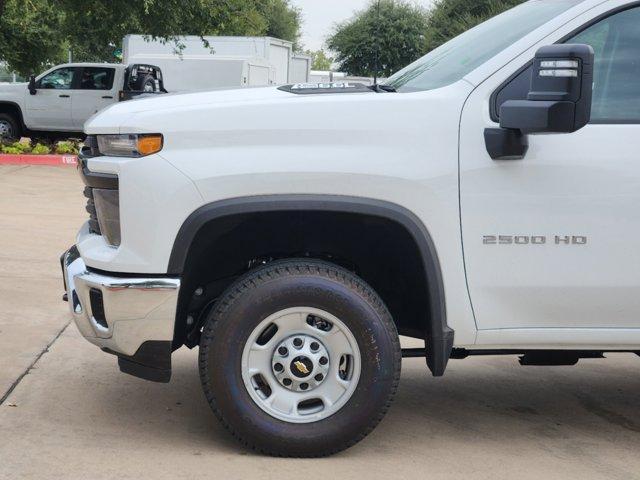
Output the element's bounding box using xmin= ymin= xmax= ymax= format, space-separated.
xmin=85 ymin=85 xmax=376 ymax=133
xmin=0 ymin=82 xmax=27 ymax=94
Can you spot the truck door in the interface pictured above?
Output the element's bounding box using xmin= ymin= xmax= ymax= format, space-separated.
xmin=25 ymin=66 xmax=78 ymax=130
xmin=459 ymin=6 xmax=640 ymax=334
xmin=71 ymin=67 xmax=118 ymax=129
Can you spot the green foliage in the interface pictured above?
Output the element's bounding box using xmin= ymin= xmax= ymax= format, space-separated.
xmin=31 ymin=142 xmax=51 ymax=155
xmin=327 ymin=0 xmax=430 ymax=77
xmin=256 ymin=0 xmax=302 ymax=48
xmin=1 ymin=146 xmax=21 ymax=154
xmin=0 ymin=0 xmax=66 ymax=77
xmin=424 ymin=0 xmax=525 ymax=52
xmin=1 ymin=140 xmax=30 ymax=154
xmin=305 ymin=50 xmax=333 ymax=71
xmin=0 ymin=0 xmax=302 ymax=75
xmin=55 ymin=140 xmax=80 ymax=155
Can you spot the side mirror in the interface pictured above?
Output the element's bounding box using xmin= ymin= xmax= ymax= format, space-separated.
xmin=28 ymin=75 xmax=37 ymax=95
xmin=485 ymin=44 xmax=594 ymax=160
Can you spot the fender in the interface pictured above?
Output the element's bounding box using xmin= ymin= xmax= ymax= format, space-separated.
xmin=0 ymin=101 xmax=26 ymax=129
xmin=168 ymin=195 xmax=454 ymax=376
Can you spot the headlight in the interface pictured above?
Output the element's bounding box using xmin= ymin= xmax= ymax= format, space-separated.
xmin=97 ymin=134 xmax=163 ymax=157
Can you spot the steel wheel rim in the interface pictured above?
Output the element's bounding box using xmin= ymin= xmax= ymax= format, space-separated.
xmin=241 ymin=307 xmax=361 ymax=424
xmin=0 ymin=120 xmax=13 ymax=139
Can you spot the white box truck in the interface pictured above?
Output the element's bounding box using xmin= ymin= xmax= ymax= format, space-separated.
xmin=122 ymin=35 xmax=308 ymax=91
xmin=290 ymin=54 xmax=312 ymax=84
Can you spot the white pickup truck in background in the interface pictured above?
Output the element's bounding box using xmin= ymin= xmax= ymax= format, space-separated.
xmin=0 ymin=63 xmax=164 ymax=140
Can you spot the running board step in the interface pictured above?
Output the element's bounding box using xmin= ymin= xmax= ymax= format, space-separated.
xmin=519 ymin=351 xmax=604 ymax=366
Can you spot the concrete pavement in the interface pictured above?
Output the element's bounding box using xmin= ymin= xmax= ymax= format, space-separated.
xmin=1 ymin=166 xmax=640 ymax=479
xmin=0 ymin=165 xmax=84 ymax=400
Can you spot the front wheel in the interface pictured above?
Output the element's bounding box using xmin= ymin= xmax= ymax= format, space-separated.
xmin=198 ymin=259 xmax=401 ymax=457
xmin=0 ymin=113 xmax=21 ymax=141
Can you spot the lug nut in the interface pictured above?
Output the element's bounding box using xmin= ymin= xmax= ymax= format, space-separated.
xmin=278 ymin=346 xmax=288 ymax=356
xmin=283 ymin=378 xmax=292 ymax=386
xmin=274 ymin=363 xmax=283 ymax=372
xmin=310 ymin=342 xmax=319 ymax=351
xmin=314 ymin=373 xmax=323 ymax=382
xmin=293 ymin=338 xmax=303 ymax=348
xmin=319 ymin=356 xmax=328 ymax=365
xmin=300 ymin=383 xmax=309 ymax=391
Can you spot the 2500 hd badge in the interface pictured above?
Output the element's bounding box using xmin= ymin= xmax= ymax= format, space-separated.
xmin=483 ymin=235 xmax=588 ymax=245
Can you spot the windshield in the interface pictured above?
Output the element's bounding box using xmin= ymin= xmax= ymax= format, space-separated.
xmin=386 ymin=0 xmax=584 ymax=92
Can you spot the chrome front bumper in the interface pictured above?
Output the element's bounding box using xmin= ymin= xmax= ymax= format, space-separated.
xmin=61 ymin=246 xmax=180 ymax=358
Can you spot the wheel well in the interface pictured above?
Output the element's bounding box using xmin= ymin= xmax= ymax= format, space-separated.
xmin=0 ymin=102 xmax=24 ymax=129
xmin=171 ymin=196 xmax=453 ymax=376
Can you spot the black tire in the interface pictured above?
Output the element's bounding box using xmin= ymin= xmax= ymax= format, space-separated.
xmin=0 ymin=112 xmax=21 ymax=140
xmin=198 ymin=259 xmax=401 ymax=457
xmin=133 ymin=74 xmax=155 ymax=92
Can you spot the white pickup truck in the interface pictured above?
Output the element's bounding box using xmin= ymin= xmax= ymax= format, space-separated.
xmin=0 ymin=63 xmax=163 ymax=140
xmin=61 ymin=0 xmax=640 ymax=457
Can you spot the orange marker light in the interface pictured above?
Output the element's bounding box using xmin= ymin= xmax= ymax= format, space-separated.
xmin=137 ymin=135 xmax=163 ymax=156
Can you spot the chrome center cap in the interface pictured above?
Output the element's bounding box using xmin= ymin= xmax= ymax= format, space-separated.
xmin=272 ymin=335 xmax=330 ymax=392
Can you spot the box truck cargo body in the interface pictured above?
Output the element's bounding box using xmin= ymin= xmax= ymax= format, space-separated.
xmin=122 ymin=35 xmax=307 ymax=91
xmin=290 ymin=54 xmax=312 ymax=84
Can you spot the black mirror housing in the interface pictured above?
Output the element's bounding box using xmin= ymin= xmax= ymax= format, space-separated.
xmin=28 ymin=75 xmax=37 ymax=95
xmin=500 ymin=44 xmax=594 ymax=133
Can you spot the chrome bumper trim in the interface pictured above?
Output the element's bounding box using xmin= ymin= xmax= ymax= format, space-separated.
xmin=62 ymin=246 xmax=180 ymax=357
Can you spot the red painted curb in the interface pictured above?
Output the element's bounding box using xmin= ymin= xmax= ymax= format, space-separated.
xmin=0 ymin=154 xmax=77 ymax=166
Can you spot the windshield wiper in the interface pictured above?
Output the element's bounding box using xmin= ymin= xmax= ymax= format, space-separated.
xmin=369 ymin=84 xmax=396 ymax=93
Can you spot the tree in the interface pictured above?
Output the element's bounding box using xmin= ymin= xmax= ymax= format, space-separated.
xmin=0 ymin=0 xmax=66 ymax=77
xmin=256 ymin=0 xmax=302 ymax=48
xmin=59 ymin=0 xmax=269 ymax=63
xmin=424 ymin=0 xmax=526 ymax=52
xmin=327 ymin=0 xmax=429 ymax=77
xmin=305 ymin=50 xmax=333 ymax=71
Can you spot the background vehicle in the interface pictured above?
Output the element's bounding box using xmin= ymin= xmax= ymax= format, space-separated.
xmin=61 ymin=0 xmax=640 ymax=457
xmin=123 ymin=35 xmax=311 ymax=91
xmin=0 ymin=63 xmax=164 ymax=140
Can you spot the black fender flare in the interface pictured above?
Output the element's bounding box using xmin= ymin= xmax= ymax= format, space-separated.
xmin=0 ymin=101 xmax=26 ymax=130
xmin=168 ymin=195 xmax=454 ymax=376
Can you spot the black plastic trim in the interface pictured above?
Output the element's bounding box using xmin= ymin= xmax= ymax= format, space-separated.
xmin=168 ymin=195 xmax=453 ymax=376
xmin=109 ymin=341 xmax=172 ymax=383
xmin=78 ymin=152 xmax=118 ymax=190
xmin=484 ymin=127 xmax=528 ymax=160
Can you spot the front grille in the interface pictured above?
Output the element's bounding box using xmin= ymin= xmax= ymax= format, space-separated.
xmin=83 ymin=135 xmax=101 ymax=158
xmin=79 ymin=135 xmax=119 ymax=242
xmin=84 ymin=186 xmax=101 ymax=235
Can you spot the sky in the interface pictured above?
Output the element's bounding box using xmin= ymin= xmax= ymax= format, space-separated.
xmin=289 ymin=0 xmax=435 ymax=51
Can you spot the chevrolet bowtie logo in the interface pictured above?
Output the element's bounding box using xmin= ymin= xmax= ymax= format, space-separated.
xmin=294 ymin=361 xmax=309 ymax=374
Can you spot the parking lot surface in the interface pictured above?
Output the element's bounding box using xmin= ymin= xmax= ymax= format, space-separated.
xmin=1 ymin=166 xmax=640 ymax=480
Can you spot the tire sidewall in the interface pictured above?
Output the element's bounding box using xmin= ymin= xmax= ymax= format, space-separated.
xmin=200 ymin=265 xmax=400 ymax=455
xmin=0 ymin=113 xmax=19 ymax=141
